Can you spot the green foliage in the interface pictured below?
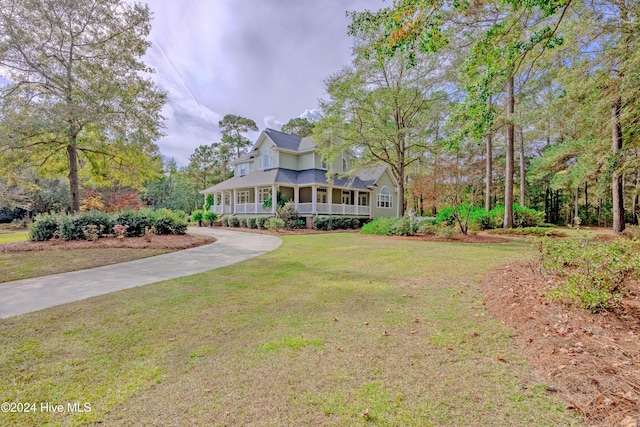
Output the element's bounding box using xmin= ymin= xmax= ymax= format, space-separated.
xmin=28 ymin=213 xmax=61 ymax=241
xmin=149 ymin=209 xmax=187 ymax=235
xmin=237 ymin=217 xmax=247 ymax=228
xmin=191 ymin=210 xmax=204 ymax=223
xmin=203 ymin=211 xmax=218 ymax=225
xmin=221 ymin=216 xmax=230 ymax=227
xmin=114 ymin=210 xmax=153 ymax=237
xmin=29 ymin=209 xmax=185 ymax=241
xmin=228 ymin=216 xmax=240 ymax=227
xmin=218 ymin=114 xmax=258 ymax=158
xmin=266 ymin=217 xmax=285 ymax=231
xmin=313 ymin=216 xmax=360 ymax=230
xmin=59 ymin=211 xmax=113 ymax=241
xmin=246 ymin=217 xmax=257 ymax=229
xmin=436 ymin=226 xmax=457 ymax=239
xmin=0 ymin=0 xmax=166 ymax=211
xmin=255 ymin=216 xmax=269 ymax=229
xmin=276 ymin=202 xmax=304 ymax=229
xmin=418 ymin=222 xmax=440 ymax=235
xmin=437 ymin=205 xmax=544 ymax=230
xmin=539 ymin=238 xmax=639 ymax=312
xmin=262 ymin=191 xmax=287 ymax=209
xmin=360 ymin=217 xmax=414 ymax=236
xmin=281 ymin=117 xmax=315 ymax=137
xmin=487 ymin=227 xmax=568 ymax=237
xmin=203 ymin=195 xmax=214 ymax=211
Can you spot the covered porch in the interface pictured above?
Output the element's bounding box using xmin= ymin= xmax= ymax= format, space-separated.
xmin=208 ymin=184 xmax=371 ymax=217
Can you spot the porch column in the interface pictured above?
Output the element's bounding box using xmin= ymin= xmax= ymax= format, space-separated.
xmin=271 ymin=184 xmax=277 ymax=214
xmin=232 ymin=189 xmax=237 ymax=214
xmin=312 ymin=185 xmax=317 ymax=215
xmin=254 ymin=187 xmax=259 ymax=214
xmin=355 ymin=190 xmax=359 ymax=215
xmin=294 ymin=186 xmax=300 ymax=210
xmin=327 ymin=187 xmax=333 ymax=215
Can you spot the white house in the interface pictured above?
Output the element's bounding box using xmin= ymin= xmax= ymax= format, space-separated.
xmin=201 ymin=128 xmax=400 ymax=218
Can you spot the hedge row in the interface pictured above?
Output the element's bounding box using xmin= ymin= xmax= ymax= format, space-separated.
xmin=435 ymin=204 xmax=544 ymax=230
xmin=222 ymin=215 xmax=273 ymax=229
xmin=360 ymin=217 xmax=415 ymax=236
xmin=28 ymin=209 xmax=187 ymax=241
xmin=313 ymin=216 xmax=361 ymax=230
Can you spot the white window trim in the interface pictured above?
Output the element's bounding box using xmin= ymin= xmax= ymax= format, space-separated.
xmin=237 ymin=190 xmax=250 ymax=204
xmin=376 ymin=186 xmax=393 ymax=209
xmin=258 ymin=188 xmax=271 ymax=203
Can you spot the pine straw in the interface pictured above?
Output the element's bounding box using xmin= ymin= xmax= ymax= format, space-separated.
xmin=480 ymin=261 xmax=640 ymax=426
xmin=0 ymin=233 xmax=216 ymax=253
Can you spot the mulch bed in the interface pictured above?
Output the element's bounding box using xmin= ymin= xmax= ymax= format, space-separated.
xmin=480 ymin=261 xmax=640 ymax=426
xmin=359 ymin=232 xmax=510 ymax=244
xmin=0 ymin=233 xmax=216 ymax=253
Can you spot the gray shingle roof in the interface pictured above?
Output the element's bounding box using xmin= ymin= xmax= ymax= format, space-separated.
xmin=264 ymin=128 xmax=302 ymax=151
xmin=201 ymin=167 xmax=381 ymax=193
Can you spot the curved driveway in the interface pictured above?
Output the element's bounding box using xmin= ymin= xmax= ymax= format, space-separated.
xmin=0 ymin=228 xmax=282 ymax=319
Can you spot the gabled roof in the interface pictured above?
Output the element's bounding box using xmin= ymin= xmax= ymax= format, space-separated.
xmin=264 ymin=128 xmax=304 ymax=151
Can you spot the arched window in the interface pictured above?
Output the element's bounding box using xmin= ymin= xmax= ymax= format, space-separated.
xmin=376 ymin=186 xmax=393 ymax=208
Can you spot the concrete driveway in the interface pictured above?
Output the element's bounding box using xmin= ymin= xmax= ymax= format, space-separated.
xmin=0 ymin=228 xmax=282 ymax=319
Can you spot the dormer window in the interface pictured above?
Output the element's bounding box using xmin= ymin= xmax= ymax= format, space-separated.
xmin=238 ymin=163 xmax=248 ymax=176
xmin=260 ymin=148 xmax=273 ymax=169
xmin=342 ymin=158 xmax=347 ymax=173
xmin=321 ymin=157 xmax=328 ymax=170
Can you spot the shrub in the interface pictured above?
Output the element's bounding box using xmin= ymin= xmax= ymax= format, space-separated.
xmin=313 ymin=216 xmax=362 ymax=231
xmin=418 ymin=222 xmax=439 ymax=235
xmin=436 ymin=226 xmax=456 ymax=239
xmin=29 ymin=213 xmax=61 ymax=241
xmin=487 ymin=227 xmax=567 ymax=237
xmin=59 ymin=211 xmax=112 ymax=241
xmin=540 ymin=238 xmax=638 ymax=312
xmin=203 ymin=211 xmax=218 ymax=226
xmin=266 ymin=217 xmax=285 ymax=231
xmin=228 ymin=216 xmax=240 ymax=227
xmin=191 ymin=210 xmax=204 ymax=224
xmin=82 ymin=224 xmax=103 ymax=242
xmin=276 ymin=202 xmax=303 ymax=229
xmin=391 ymin=216 xmax=412 ymax=236
xmin=222 ymin=216 xmax=230 ymax=227
xmin=622 ymin=225 xmax=640 ymax=240
xmin=113 ymin=224 xmax=129 ymax=241
xmin=360 ymin=217 xmax=396 ymax=235
xmin=150 ymin=209 xmax=187 ymax=235
xmin=246 ymin=217 xmax=257 ymax=229
xmin=114 ymin=210 xmax=153 ymax=237
xmin=513 ymin=205 xmax=545 ymax=228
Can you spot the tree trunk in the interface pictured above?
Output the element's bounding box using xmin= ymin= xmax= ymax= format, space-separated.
xmin=504 ymin=75 xmax=515 ymax=228
xmin=485 ymin=132 xmax=492 ymax=211
xmin=519 ymin=127 xmax=525 ymax=207
xmin=574 ymin=186 xmax=579 ymax=225
xmin=584 ymin=182 xmax=588 ymax=223
xmin=612 ymin=96 xmax=625 ymax=234
xmin=67 ymin=144 xmax=81 ymax=212
xmin=485 ymin=96 xmax=493 ymax=212
xmin=634 ymin=170 xmax=639 ymax=225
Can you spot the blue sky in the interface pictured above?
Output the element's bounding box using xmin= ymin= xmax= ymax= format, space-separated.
xmin=143 ymin=0 xmax=383 ymax=165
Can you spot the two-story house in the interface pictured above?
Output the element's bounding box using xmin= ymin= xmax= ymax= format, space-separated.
xmin=201 ymin=128 xmax=399 ymax=218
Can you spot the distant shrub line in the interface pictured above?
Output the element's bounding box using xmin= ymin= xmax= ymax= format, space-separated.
xmin=29 ymin=209 xmax=187 ymax=241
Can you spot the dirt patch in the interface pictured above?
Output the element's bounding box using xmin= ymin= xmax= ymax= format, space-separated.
xmin=480 ymin=261 xmax=640 ymax=426
xmin=0 ymin=233 xmax=216 ymax=253
xmin=359 ymin=232 xmax=510 ymax=244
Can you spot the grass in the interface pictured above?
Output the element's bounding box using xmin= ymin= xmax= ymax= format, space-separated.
xmin=0 ymin=231 xmax=28 ymax=244
xmin=0 ymin=248 xmax=173 ymax=283
xmin=0 ymin=234 xmax=581 ymax=426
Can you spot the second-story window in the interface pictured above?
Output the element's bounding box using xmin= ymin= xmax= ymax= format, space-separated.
xmin=342 ymin=157 xmax=347 ymax=173
xmin=238 ymin=163 xmax=248 ymax=176
xmin=260 ymin=149 xmax=273 ymax=169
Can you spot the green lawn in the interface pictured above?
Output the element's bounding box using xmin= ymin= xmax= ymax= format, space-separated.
xmin=0 ymin=234 xmax=581 ymax=426
xmin=0 ymin=231 xmax=28 ymax=244
xmin=0 ymin=248 xmax=173 ymax=283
